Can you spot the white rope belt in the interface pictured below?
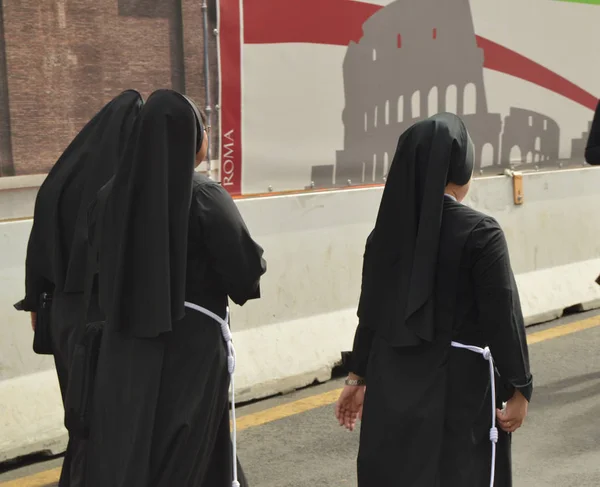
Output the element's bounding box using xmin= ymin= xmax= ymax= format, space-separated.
xmin=451 ymin=341 xmax=499 ymax=487
xmin=185 ymin=302 xmax=240 ymax=487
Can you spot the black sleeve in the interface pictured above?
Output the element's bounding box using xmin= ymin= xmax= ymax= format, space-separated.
xmin=585 ymin=99 xmax=600 ymax=165
xmin=342 ymin=321 xmax=375 ymax=378
xmin=471 ymin=217 xmax=533 ymax=402
xmin=15 ymin=240 xmax=53 ymax=312
xmin=342 ymin=232 xmax=376 ymax=378
xmin=195 ymin=183 xmax=266 ymax=306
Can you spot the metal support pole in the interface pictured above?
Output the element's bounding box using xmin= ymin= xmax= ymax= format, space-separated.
xmin=201 ymin=0 xmax=213 ymax=178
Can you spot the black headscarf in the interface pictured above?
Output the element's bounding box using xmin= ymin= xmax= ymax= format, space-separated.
xmin=182 ymin=94 xmax=204 ymax=153
xmin=21 ymin=90 xmax=143 ymax=309
xmin=357 ymin=113 xmax=474 ymax=347
xmin=585 ymin=99 xmax=600 ymax=165
xmin=95 ymin=89 xmax=203 ymax=338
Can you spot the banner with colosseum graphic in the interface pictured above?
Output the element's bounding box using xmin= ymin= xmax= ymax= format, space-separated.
xmin=218 ymin=0 xmax=600 ymax=196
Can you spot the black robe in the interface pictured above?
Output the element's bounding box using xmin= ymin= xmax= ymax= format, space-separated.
xmin=346 ymin=198 xmax=533 ymax=487
xmin=14 ymin=91 xmax=143 ymax=487
xmin=84 ymin=173 xmax=266 ymax=487
xmin=585 ymin=99 xmax=600 ymax=165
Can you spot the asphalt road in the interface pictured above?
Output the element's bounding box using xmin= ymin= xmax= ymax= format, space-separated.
xmin=2 ymin=312 xmax=600 ymax=487
xmin=238 ymin=316 xmax=600 ymax=487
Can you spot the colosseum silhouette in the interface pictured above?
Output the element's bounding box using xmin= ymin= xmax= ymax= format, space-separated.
xmin=310 ymin=0 xmax=587 ymax=189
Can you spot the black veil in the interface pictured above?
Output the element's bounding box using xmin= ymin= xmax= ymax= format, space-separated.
xmin=585 ymin=99 xmax=600 ymax=165
xmin=20 ymin=90 xmax=143 ymax=310
xmin=94 ymin=89 xmax=203 ymax=338
xmin=357 ymin=113 xmax=474 ymax=347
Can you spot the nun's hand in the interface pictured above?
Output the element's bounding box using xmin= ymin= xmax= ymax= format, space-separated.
xmin=497 ymin=389 xmax=528 ymax=433
xmin=335 ymin=382 xmax=365 ymax=432
xmin=30 ymin=312 xmax=36 ymax=331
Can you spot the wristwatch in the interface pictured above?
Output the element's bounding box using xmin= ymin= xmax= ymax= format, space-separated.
xmin=345 ymin=377 xmax=366 ymax=386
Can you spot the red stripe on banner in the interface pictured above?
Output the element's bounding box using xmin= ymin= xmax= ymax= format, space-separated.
xmin=476 ymin=37 xmax=598 ymax=111
xmin=243 ymin=0 xmax=597 ymax=111
xmin=219 ymin=0 xmax=243 ymax=195
xmin=243 ymin=0 xmax=380 ymax=46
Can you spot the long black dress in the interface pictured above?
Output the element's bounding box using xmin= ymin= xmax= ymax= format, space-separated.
xmin=585 ymin=99 xmax=600 ymax=165
xmin=347 ymin=197 xmax=533 ymax=486
xmin=84 ymin=173 xmax=266 ymax=487
xmin=14 ymin=91 xmax=143 ymax=487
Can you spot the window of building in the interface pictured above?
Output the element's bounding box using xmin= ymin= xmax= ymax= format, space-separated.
xmin=509 ymin=145 xmax=522 ymax=164
xmin=445 ymin=85 xmax=457 ymax=113
xmin=364 ymin=112 xmax=367 ymax=132
xmin=397 ymin=96 xmax=404 ymax=123
xmin=372 ymin=154 xmax=377 ymax=182
xmin=412 ymin=91 xmax=421 ymax=118
xmin=372 ymin=49 xmax=377 ymax=61
xmin=374 ymin=105 xmax=378 ymax=128
xmin=535 ymin=137 xmax=541 ymax=151
xmin=385 ymin=100 xmax=390 ymax=125
xmin=384 ymin=152 xmax=389 ymax=178
xmin=463 ymin=83 xmax=476 ymax=115
xmin=481 ymin=143 xmax=494 ymax=168
xmin=428 ymin=87 xmax=438 ymax=117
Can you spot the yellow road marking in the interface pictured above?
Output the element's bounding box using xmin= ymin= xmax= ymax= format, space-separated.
xmin=237 ymin=388 xmax=342 ymax=432
xmin=527 ymin=314 xmax=600 ymax=344
xmin=0 ymin=468 xmax=61 ymax=487
xmin=3 ymin=314 xmax=600 ymax=487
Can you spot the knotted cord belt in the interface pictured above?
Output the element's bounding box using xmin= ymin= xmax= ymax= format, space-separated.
xmin=185 ymin=301 xmax=240 ymax=487
xmin=451 ymin=341 xmax=499 ymax=487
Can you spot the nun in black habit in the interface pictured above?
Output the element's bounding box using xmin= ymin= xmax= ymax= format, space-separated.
xmin=84 ymin=89 xmax=266 ymax=487
xmin=585 ymin=99 xmax=600 ymax=165
xmin=335 ymin=113 xmax=533 ymax=487
xmin=14 ymin=90 xmax=143 ymax=487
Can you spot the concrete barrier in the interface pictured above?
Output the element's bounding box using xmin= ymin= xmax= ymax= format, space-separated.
xmin=231 ymin=167 xmax=600 ymax=403
xmin=0 ymin=220 xmax=67 ymax=462
xmin=1 ymin=167 xmax=600 ymax=462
